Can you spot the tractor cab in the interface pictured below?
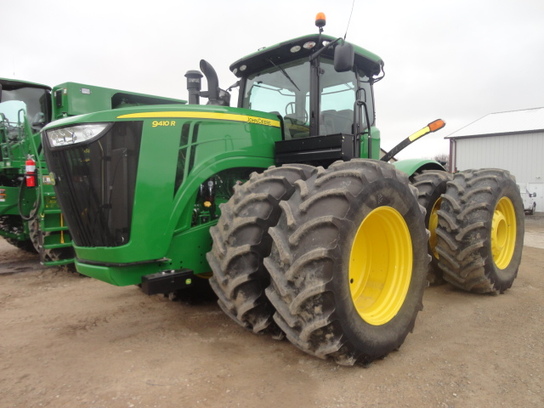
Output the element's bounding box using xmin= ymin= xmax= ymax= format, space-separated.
xmin=231 ymin=35 xmax=382 ymax=136
xmin=0 ymin=79 xmax=52 ymax=132
xmin=184 ymin=16 xmax=385 ymax=167
xmin=1 ymin=79 xmax=52 ymax=153
xmin=229 ymin=30 xmax=384 ymax=166
xmin=1 ymin=79 xmax=52 ymax=188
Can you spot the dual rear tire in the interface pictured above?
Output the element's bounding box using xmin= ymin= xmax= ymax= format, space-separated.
xmin=435 ymin=169 xmax=524 ymax=293
xmin=264 ymin=160 xmax=429 ymax=365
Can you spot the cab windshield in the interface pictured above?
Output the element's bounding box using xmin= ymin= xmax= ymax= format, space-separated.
xmin=0 ymin=100 xmax=27 ymax=141
xmin=242 ymin=58 xmax=373 ymax=138
xmin=0 ymin=84 xmax=51 ymax=130
xmin=0 ymin=100 xmax=26 ymax=124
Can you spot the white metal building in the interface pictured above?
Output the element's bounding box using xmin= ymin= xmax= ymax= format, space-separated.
xmin=447 ymin=107 xmax=544 ymax=212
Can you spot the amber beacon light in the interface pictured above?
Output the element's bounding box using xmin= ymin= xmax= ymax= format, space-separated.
xmin=315 ymin=12 xmax=326 ymax=29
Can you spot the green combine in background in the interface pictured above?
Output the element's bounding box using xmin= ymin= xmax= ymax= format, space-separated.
xmin=0 ymin=78 xmax=185 ymax=266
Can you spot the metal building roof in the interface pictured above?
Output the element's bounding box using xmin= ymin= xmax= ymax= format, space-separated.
xmin=447 ymin=107 xmax=544 ymax=139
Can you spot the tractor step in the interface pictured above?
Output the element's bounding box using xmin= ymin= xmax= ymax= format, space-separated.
xmin=42 ymin=226 xmax=70 ymax=232
xmin=43 ymin=208 xmax=62 ymax=215
xmin=141 ymin=269 xmax=195 ymax=295
xmin=43 ymin=242 xmax=72 ymax=250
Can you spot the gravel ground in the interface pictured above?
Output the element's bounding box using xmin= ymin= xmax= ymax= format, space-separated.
xmin=0 ymin=215 xmax=543 ymax=408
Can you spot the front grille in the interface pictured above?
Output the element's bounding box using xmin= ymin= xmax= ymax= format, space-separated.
xmin=44 ymin=122 xmax=142 ymax=247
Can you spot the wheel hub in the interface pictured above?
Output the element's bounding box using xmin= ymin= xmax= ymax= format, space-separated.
xmin=492 ymin=197 xmax=516 ymax=269
xmin=349 ymin=206 xmax=413 ymax=326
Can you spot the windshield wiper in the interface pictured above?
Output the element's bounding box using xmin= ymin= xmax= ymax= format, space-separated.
xmin=268 ymin=59 xmax=300 ymax=91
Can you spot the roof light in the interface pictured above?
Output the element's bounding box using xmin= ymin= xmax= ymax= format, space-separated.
xmin=290 ymin=45 xmax=302 ymax=53
xmin=315 ymin=12 xmax=326 ymax=28
xmin=303 ymin=41 xmax=316 ymax=50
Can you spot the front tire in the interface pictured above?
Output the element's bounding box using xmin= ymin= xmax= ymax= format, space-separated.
xmin=435 ymin=169 xmax=524 ymax=293
xmin=264 ymin=160 xmax=429 ymax=365
xmin=207 ymin=164 xmax=316 ymax=335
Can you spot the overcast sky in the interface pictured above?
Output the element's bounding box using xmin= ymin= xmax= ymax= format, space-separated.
xmin=3 ymin=0 xmax=543 ymax=159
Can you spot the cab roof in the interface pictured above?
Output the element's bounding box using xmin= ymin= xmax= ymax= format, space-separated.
xmin=0 ymin=77 xmax=51 ymax=91
xmin=229 ymin=34 xmax=384 ymax=79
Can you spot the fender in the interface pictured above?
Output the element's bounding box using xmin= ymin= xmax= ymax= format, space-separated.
xmin=393 ymin=158 xmax=445 ymax=177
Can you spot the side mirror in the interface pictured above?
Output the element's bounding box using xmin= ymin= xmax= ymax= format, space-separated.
xmin=334 ymin=42 xmax=354 ymax=72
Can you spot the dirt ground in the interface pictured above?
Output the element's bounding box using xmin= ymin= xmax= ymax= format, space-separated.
xmin=1 ymin=217 xmax=543 ymax=408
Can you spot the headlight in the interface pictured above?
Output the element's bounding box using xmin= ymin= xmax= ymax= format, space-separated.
xmin=46 ymin=123 xmax=110 ymax=147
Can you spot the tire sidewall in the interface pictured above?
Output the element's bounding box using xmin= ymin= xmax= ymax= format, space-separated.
xmin=330 ymin=177 xmax=428 ymax=358
xmin=484 ymin=178 xmax=525 ymax=289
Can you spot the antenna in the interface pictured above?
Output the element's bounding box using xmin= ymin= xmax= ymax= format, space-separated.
xmin=344 ymin=0 xmax=356 ymax=39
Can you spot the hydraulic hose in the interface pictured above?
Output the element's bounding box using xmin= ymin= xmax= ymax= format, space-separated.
xmin=18 ymin=177 xmax=40 ymax=221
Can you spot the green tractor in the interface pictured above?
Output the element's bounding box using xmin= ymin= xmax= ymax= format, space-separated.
xmin=41 ymin=15 xmax=524 ymax=365
xmin=0 ymin=78 xmax=185 ymax=266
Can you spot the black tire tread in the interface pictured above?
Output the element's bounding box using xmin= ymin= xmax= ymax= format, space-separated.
xmin=207 ymin=164 xmax=316 ymax=335
xmin=411 ymin=170 xmax=452 ymax=285
xmin=264 ymin=159 xmax=428 ymax=365
xmin=435 ymin=168 xmax=524 ymax=293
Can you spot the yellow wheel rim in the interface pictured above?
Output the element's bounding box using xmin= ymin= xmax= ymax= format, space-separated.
xmin=428 ymin=198 xmax=441 ymax=259
xmin=349 ymin=207 xmax=413 ymax=326
xmin=492 ymin=197 xmax=517 ymax=269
